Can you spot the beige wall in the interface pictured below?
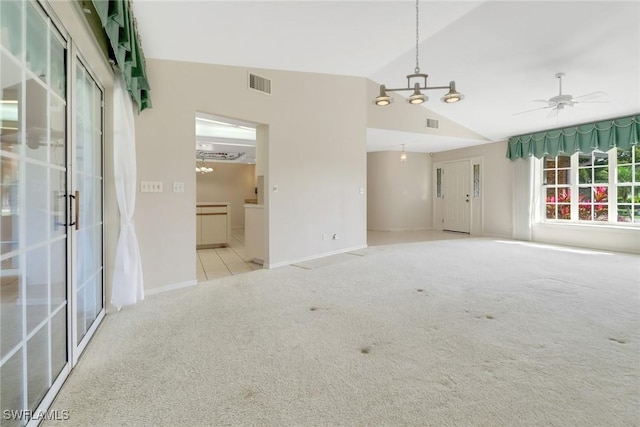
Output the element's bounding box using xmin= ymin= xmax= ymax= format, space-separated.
xmin=135 ymin=59 xmax=367 ymax=291
xmin=196 ymin=163 xmax=256 ymax=228
xmin=432 ymin=141 xmax=512 ymax=237
xmin=367 ymin=151 xmax=432 ymax=231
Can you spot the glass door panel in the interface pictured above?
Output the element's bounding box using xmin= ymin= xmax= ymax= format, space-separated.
xmin=1 ymin=2 xmax=105 ymax=424
xmin=74 ymin=60 xmax=103 ymax=346
xmin=0 ymin=2 xmax=70 ymax=425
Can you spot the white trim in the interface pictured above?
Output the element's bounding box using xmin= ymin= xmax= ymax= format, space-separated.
xmin=266 ymin=245 xmax=368 ymax=269
xmin=145 ymin=280 xmax=198 ymax=296
xmin=25 ymin=363 xmax=71 ymax=427
xmin=532 ymin=222 xmax=640 ymax=255
xmin=73 ymin=309 xmax=105 ymax=365
xmin=367 ymin=227 xmax=433 ymax=232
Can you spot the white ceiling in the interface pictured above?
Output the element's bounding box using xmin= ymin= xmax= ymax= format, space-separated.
xmin=195 ymin=112 xmax=257 ymax=163
xmin=133 ymin=0 xmax=640 ymax=153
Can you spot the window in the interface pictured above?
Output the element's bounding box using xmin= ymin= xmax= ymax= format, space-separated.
xmin=540 ymin=147 xmax=640 ymax=224
xmin=543 ymin=154 xmax=571 ymax=220
xmin=473 ymin=164 xmax=480 ymax=197
xmin=578 ymin=151 xmax=609 ymax=221
xmin=436 ymin=168 xmax=442 ymax=198
xmin=617 ymin=146 xmax=640 ymax=223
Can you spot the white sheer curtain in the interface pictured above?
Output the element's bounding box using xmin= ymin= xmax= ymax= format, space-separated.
xmin=512 ymin=156 xmax=534 ymax=241
xmin=111 ymin=75 xmax=144 ymax=309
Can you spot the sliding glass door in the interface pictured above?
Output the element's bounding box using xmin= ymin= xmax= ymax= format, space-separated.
xmin=73 ymin=59 xmax=103 ymax=354
xmin=0 ymin=1 xmax=104 ymax=425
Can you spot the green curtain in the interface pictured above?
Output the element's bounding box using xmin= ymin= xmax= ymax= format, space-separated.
xmin=506 ymin=115 xmax=640 ymax=160
xmin=91 ymin=0 xmax=151 ymax=111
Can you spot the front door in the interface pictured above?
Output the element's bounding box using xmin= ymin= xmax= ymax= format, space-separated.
xmin=442 ymin=160 xmax=471 ymax=233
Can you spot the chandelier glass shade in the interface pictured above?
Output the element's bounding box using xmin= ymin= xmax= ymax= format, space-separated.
xmin=374 ymin=0 xmax=464 ymax=106
xmin=195 ymin=157 xmax=214 ymax=174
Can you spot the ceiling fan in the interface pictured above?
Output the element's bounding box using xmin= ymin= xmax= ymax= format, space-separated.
xmin=515 ymin=72 xmax=607 ymax=117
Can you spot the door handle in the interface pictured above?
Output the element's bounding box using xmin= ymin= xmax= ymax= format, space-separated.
xmin=68 ymin=191 xmax=79 ymax=230
xmin=74 ymin=191 xmax=79 ymax=230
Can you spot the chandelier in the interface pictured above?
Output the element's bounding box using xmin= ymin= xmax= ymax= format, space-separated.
xmin=195 ymin=157 xmax=213 ymax=174
xmin=374 ymin=0 xmax=464 ymax=106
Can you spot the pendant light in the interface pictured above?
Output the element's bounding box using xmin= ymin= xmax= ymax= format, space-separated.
xmin=400 ymin=144 xmax=407 ymax=162
xmin=374 ymin=0 xmax=464 ymax=106
xmin=195 ymin=156 xmax=214 ymax=174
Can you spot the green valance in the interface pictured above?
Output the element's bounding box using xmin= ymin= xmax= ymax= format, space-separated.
xmin=91 ymin=0 xmax=152 ymax=111
xmin=506 ymin=114 xmax=640 ymax=160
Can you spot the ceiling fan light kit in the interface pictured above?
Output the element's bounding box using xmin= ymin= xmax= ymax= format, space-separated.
xmin=374 ymin=0 xmax=463 ymax=107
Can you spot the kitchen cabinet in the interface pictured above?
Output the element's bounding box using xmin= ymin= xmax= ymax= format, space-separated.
xmin=196 ymin=203 xmax=230 ymax=248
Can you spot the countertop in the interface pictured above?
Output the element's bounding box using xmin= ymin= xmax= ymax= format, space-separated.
xmin=196 ymin=202 xmax=230 ymax=207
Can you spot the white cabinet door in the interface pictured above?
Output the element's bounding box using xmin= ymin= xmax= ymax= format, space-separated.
xmin=201 ymin=214 xmax=227 ymax=245
xmin=197 ymin=205 xmax=229 ymax=247
xmin=196 ymin=207 xmax=202 ymax=245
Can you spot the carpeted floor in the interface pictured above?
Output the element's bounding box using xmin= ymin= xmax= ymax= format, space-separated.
xmin=45 ymin=238 xmax=640 ymax=426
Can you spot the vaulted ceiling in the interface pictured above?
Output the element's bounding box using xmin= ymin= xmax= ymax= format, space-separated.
xmin=132 ymin=0 xmax=640 ymax=153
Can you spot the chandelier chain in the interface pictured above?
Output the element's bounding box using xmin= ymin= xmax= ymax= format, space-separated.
xmin=415 ymin=0 xmax=420 ymax=74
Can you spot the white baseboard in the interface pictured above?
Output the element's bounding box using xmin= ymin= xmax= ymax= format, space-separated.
xmin=367 ymin=227 xmax=433 ymax=232
xmin=145 ymin=280 xmax=198 ymax=296
xmin=266 ymin=245 xmax=368 ymax=269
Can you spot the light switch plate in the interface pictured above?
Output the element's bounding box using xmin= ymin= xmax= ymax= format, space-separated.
xmin=173 ymin=182 xmax=184 ymax=193
xmin=140 ymin=181 xmax=163 ymax=193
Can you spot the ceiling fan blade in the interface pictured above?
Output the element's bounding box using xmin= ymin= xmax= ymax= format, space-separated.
xmin=572 ymin=91 xmax=607 ymax=102
xmin=513 ymin=105 xmax=553 ymax=115
xmin=532 ymin=99 xmax=554 ymax=104
xmin=513 ymin=101 xmax=556 ymax=116
xmin=547 ymin=107 xmax=559 ymax=119
xmin=573 ymin=100 xmax=609 ymax=104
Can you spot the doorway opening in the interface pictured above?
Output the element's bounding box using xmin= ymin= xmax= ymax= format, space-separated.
xmin=194 ymin=112 xmax=264 ymax=281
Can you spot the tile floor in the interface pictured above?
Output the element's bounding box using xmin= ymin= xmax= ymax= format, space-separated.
xmin=197 ymin=228 xmax=470 ymax=282
xmin=196 ymin=228 xmax=262 ymax=282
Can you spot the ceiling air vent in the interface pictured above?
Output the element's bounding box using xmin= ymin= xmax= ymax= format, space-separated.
xmin=426 ymin=118 xmax=439 ymax=129
xmin=248 ymin=72 xmax=272 ymax=95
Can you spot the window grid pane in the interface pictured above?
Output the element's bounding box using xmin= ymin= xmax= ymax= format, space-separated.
xmin=543 ymin=155 xmax=571 ymax=221
xmin=615 ymin=147 xmax=639 ymax=223
xmin=542 ymin=148 xmax=639 ymax=224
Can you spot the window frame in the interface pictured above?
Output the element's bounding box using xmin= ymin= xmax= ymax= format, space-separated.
xmin=536 ymin=147 xmax=640 ymax=226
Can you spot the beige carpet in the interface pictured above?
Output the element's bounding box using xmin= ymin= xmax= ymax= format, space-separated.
xmin=45 ymin=238 xmax=639 ymax=426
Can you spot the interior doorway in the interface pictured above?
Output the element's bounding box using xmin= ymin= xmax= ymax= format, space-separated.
xmin=193 ymin=113 xmax=263 ymax=281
